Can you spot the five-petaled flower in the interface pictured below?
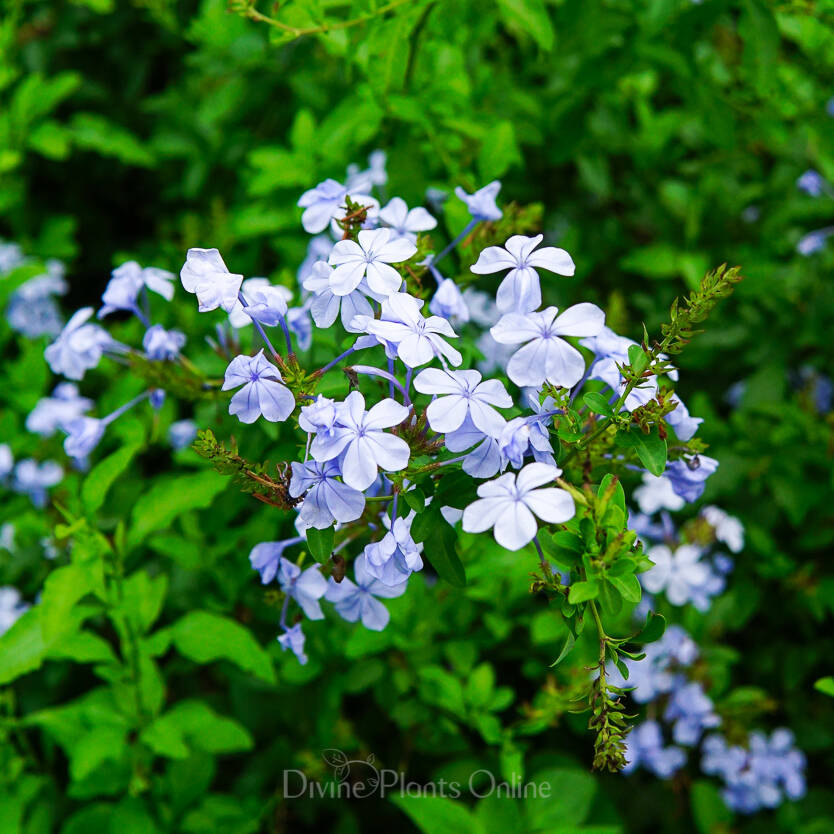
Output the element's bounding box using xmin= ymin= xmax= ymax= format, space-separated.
xmin=490 ymin=303 xmax=605 ymax=389
xmin=413 ymin=367 xmax=511 ymax=434
xmin=310 ymin=390 xmax=410 ymax=491
xmin=355 ymin=292 xmax=462 ymax=368
xmin=222 ymin=350 xmax=295 ymax=424
xmin=462 ymin=462 xmax=575 ymax=550
xmin=325 ymin=554 xmax=408 ymax=631
xmin=327 ymin=228 xmax=416 ymax=297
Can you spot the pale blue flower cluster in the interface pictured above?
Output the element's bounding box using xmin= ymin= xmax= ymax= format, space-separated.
xmin=702 ymin=729 xmax=806 ymax=813
xmin=631 ymin=493 xmax=741 ymax=612
xmin=17 ymin=157 xmax=720 ymax=671
xmin=1 ymin=241 xmax=68 ymax=338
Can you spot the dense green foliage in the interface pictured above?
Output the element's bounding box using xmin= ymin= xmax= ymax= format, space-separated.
xmin=1 ymin=1 xmax=833 ymax=832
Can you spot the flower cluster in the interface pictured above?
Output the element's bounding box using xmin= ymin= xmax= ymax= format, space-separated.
xmin=631 ymin=481 xmax=738 ymax=612
xmin=8 ymin=156 xmax=745 ymax=782
xmin=1 ymin=241 xmax=68 ymax=339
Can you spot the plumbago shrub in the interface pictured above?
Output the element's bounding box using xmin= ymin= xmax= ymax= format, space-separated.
xmin=0 ymin=165 xmax=824 ymax=833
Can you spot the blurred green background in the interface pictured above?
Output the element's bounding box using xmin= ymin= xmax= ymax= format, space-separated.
xmin=1 ymin=1 xmax=833 ymax=832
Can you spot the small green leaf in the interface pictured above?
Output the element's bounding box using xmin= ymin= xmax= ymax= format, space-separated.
xmin=82 ymin=444 xmax=140 ymax=513
xmin=608 ymin=573 xmax=642 ymax=604
xmin=550 ymin=631 xmax=576 ymax=667
xmin=815 ymin=677 xmax=834 ymax=697
xmin=404 ymin=488 xmax=426 ymax=513
xmin=617 ymin=426 xmax=667 ymax=476
xmin=635 ymin=611 xmax=666 ymax=644
xmin=424 ymin=522 xmax=467 ymax=588
xmin=583 ymin=392 xmax=614 ymax=416
xmin=568 ymin=580 xmax=599 ymax=604
xmin=306 ymin=526 xmax=334 ymax=563
xmin=627 ymin=343 xmax=650 ymax=374
xmin=171 ymin=611 xmax=276 ymax=684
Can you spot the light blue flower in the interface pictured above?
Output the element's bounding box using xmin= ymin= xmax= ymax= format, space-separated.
xmin=364 ymin=516 xmax=423 ymax=586
xmin=249 ymin=537 xmax=303 ymax=584
xmin=278 ymin=623 xmax=308 ymax=665
xmin=299 ymin=395 xmax=338 ymax=437
xmin=0 ymin=240 xmax=25 ymax=274
xmin=99 ymin=260 xmax=175 ymax=318
xmin=289 ymin=460 xmax=365 ymax=529
xmin=797 ymin=169 xmax=826 ymax=197
xmin=45 ymin=307 xmax=115 ymax=380
xmin=665 ymin=395 xmax=702 ymax=441
xmin=327 ymin=228 xmax=416 ymax=297
xmin=357 ymin=292 xmax=462 ymax=368
xmin=278 ymin=558 xmax=328 ymax=620
xmin=12 ymin=459 xmax=63 ymax=507
xmin=429 ymin=278 xmax=470 ymax=324
xmin=222 ymin=350 xmax=295 ymax=424
xmin=664 ymin=681 xmax=720 ymax=745
xmin=444 ymin=415 xmax=504 ymax=478
xmin=490 ymin=303 xmax=605 ymax=389
xmin=665 ymin=455 xmax=718 ymax=503
xmin=304 ymin=261 xmax=377 ymax=333
xmin=297 ymin=178 xmax=377 ymax=235
xmin=63 ymin=417 xmax=106 ymax=461
xmin=797 ymin=227 xmax=833 ymax=255
xmin=324 ymin=554 xmax=407 ymax=631
xmin=287 ymin=303 xmax=313 ymax=350
xmin=143 ymin=324 xmax=186 ymax=360
xmin=169 ymin=419 xmax=197 ymax=450
xmin=180 ymin=248 xmax=243 ymax=313
xmin=701 ymin=506 xmax=744 ymax=553
xmin=414 ymin=367 xmax=511 ymax=434
xmin=310 ymin=390 xmax=410 ymax=491
xmin=462 ymin=462 xmax=574 ymax=551
xmin=0 ymin=444 xmax=13 ymax=479
xmin=622 ymin=720 xmax=686 ymax=778
xmin=633 ymin=473 xmax=685 ymax=514
xmin=378 ymin=197 xmax=437 ymax=243
xmin=470 ymin=234 xmax=575 ymax=314
xmin=297 ymin=235 xmax=334 ymax=286
xmin=455 ymin=181 xmax=503 ymax=222
xmin=26 ymin=384 xmax=93 ymax=437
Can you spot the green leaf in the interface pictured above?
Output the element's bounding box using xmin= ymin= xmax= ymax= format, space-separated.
xmin=691 ymin=779 xmax=733 ymax=834
xmin=608 ymin=573 xmax=642 ymax=604
xmin=82 ymin=445 xmax=140 ymax=513
xmin=128 ymin=472 xmax=226 ymax=548
xmin=568 ymin=580 xmax=599 ymax=604
xmin=550 ymin=631 xmax=576 ymax=667
xmin=171 ymin=611 xmax=276 ymax=684
xmin=141 ymin=701 xmax=253 ymax=759
xmin=635 ymin=611 xmax=666 ymax=644
xmin=478 ymin=120 xmax=521 ymax=180
xmin=583 ymin=392 xmax=614 ymax=416
xmin=392 ymin=794 xmax=484 ymax=834
xmin=69 ymin=113 xmax=154 ymax=166
xmin=305 ymin=526 xmax=334 ymax=563
xmin=0 ymin=609 xmax=45 ymax=685
xmin=616 ymin=427 xmax=667 ymax=476
xmin=496 ymin=0 xmax=555 ymax=51
xmin=815 ymin=677 xmax=834 ymax=697
xmin=525 ymin=767 xmax=596 ymax=828
xmin=424 ymin=524 xmax=467 ymax=588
